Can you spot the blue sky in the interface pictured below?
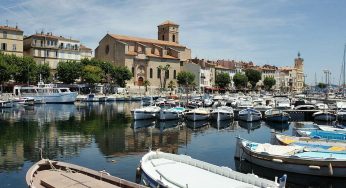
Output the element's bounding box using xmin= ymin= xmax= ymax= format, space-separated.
xmin=1 ymin=0 xmax=346 ymax=85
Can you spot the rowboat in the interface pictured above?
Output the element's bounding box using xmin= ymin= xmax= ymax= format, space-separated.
xmin=235 ymin=137 xmax=346 ymax=177
xmin=131 ymin=106 xmax=161 ymax=120
xmin=210 ymin=106 xmax=234 ymax=121
xmin=264 ymin=109 xmax=290 ymax=122
xmin=159 ymin=107 xmax=185 ymax=121
xmin=184 ymin=108 xmax=210 ymax=121
xmin=238 ymin=108 xmax=262 ymax=122
xmin=140 ymin=150 xmax=286 ymax=188
xmin=295 ymin=128 xmax=346 ymax=141
xmin=26 ymin=159 xmax=145 ymax=188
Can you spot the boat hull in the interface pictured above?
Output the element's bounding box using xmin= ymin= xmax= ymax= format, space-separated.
xmin=185 ymin=113 xmax=209 ymax=121
xmin=21 ymin=93 xmax=77 ymax=103
xmin=159 ymin=110 xmax=181 ymax=121
xmin=314 ymin=114 xmax=336 ymax=121
xmin=238 ymin=113 xmax=261 ymax=122
xmin=132 ymin=111 xmax=158 ymax=120
xmin=265 ymin=115 xmax=290 ymax=122
xmin=211 ymin=112 xmax=233 ymax=121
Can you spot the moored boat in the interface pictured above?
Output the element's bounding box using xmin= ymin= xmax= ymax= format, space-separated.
xmin=211 ymin=106 xmax=234 ymax=121
xmin=238 ymin=108 xmax=262 ymax=122
xmin=140 ymin=150 xmax=286 ymax=188
xmin=0 ymin=99 xmax=14 ymax=108
xmin=131 ymin=106 xmax=161 ymax=120
xmin=235 ymin=137 xmax=346 ymax=177
xmin=295 ymin=128 xmax=346 ymax=141
xmin=26 ymin=159 xmax=145 ymax=188
xmin=159 ymin=107 xmax=185 ymax=121
xmin=184 ymin=108 xmax=210 ymax=121
xmin=265 ymin=109 xmax=290 ymax=122
xmin=337 ymin=109 xmax=346 ymax=121
xmin=313 ymin=111 xmax=336 ymax=121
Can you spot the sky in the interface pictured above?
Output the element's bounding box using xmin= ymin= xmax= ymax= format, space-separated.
xmin=1 ymin=0 xmax=346 ymax=85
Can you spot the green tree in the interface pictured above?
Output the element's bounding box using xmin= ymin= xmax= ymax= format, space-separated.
xmin=112 ymin=66 xmax=132 ymax=88
xmin=0 ymin=57 xmax=12 ymax=84
xmin=233 ymin=73 xmax=248 ymax=90
xmin=245 ymin=69 xmax=262 ymax=90
xmin=82 ymin=65 xmax=103 ymax=84
xmin=215 ymin=72 xmax=231 ymax=89
xmin=36 ymin=63 xmax=51 ymax=82
xmin=143 ymin=80 xmax=150 ymax=92
xmin=263 ymin=77 xmax=276 ymax=91
xmin=11 ymin=55 xmax=37 ymax=84
xmin=177 ymin=71 xmax=195 ymax=105
xmin=168 ymin=80 xmax=176 ymax=92
xmin=158 ymin=64 xmax=171 ymax=89
xmin=57 ymin=61 xmax=82 ymax=84
xmin=317 ymin=82 xmax=327 ymax=89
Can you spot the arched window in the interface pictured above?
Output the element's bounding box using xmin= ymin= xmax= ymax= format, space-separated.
xmin=157 ymin=68 xmax=161 ymax=78
xmin=172 ymin=35 xmax=175 ymax=42
xmin=173 ymin=70 xmax=176 ymax=79
xmin=150 ymin=68 xmax=153 ymax=78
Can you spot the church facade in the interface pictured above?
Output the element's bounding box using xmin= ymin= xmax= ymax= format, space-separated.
xmin=95 ymin=21 xmax=191 ymax=88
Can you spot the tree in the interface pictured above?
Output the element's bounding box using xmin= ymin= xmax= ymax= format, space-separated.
xmin=317 ymin=82 xmax=327 ymax=89
xmin=143 ymin=80 xmax=150 ymax=92
xmin=8 ymin=55 xmax=37 ymax=84
xmin=233 ymin=73 xmax=248 ymax=90
xmin=57 ymin=61 xmax=82 ymax=84
xmin=215 ymin=72 xmax=231 ymax=89
xmin=177 ymin=71 xmax=195 ymax=105
xmin=263 ymin=77 xmax=276 ymax=91
xmin=112 ymin=66 xmax=132 ymax=88
xmin=168 ymin=80 xmax=176 ymax=92
xmin=158 ymin=64 xmax=170 ymax=89
xmin=36 ymin=63 xmax=51 ymax=82
xmin=82 ymin=65 xmax=103 ymax=84
xmin=245 ymin=69 xmax=262 ymax=90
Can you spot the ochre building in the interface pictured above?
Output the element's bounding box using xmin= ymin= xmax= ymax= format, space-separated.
xmin=0 ymin=25 xmax=23 ymax=56
xmin=95 ymin=21 xmax=191 ymax=88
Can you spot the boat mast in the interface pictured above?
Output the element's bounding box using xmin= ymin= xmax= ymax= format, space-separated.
xmin=343 ymin=44 xmax=346 ymax=95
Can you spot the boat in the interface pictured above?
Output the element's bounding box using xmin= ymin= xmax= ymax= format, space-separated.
xmin=337 ymin=109 xmax=346 ymax=121
xmin=315 ymin=103 xmax=329 ymax=110
xmin=84 ymin=93 xmax=108 ymax=102
xmin=294 ymin=105 xmax=315 ymax=110
xmin=131 ymin=106 xmax=161 ymax=120
xmin=237 ymin=97 xmax=253 ymax=109
xmin=13 ymin=82 xmax=77 ymax=103
xmin=238 ymin=108 xmax=262 ymax=122
xmin=273 ymin=132 xmax=346 ymax=152
xmin=26 ymin=159 xmax=145 ymax=188
xmin=235 ymin=137 xmax=346 ymax=177
xmin=295 ymin=128 xmax=346 ymax=141
xmin=184 ymin=108 xmax=210 ymax=121
xmin=313 ymin=111 xmax=336 ymax=121
xmin=0 ymin=100 xmax=14 ymax=108
xmin=140 ymin=150 xmax=286 ymax=188
xmin=265 ymin=109 xmax=290 ymax=122
xmin=274 ymin=96 xmax=291 ymax=109
xmin=14 ymin=97 xmax=35 ymax=106
xmin=315 ymin=124 xmax=346 ymax=132
xmin=210 ymin=106 xmax=234 ymax=121
xmin=159 ymin=107 xmax=185 ymax=121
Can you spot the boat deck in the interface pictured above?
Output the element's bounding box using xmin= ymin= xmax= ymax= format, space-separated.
xmin=143 ymin=158 xmax=271 ymax=188
xmin=32 ymin=169 xmax=121 ymax=188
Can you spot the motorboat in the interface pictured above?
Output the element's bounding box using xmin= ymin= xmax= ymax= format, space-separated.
xmin=159 ymin=107 xmax=185 ymax=121
xmin=337 ymin=109 xmax=346 ymax=121
xmin=235 ymin=137 xmax=346 ymax=177
xmin=210 ymin=106 xmax=234 ymax=121
xmin=294 ymin=105 xmax=315 ymax=110
xmin=85 ymin=93 xmax=108 ymax=102
xmin=264 ymin=109 xmax=290 ymax=122
xmin=315 ymin=103 xmax=329 ymax=110
xmin=274 ymin=96 xmax=291 ymax=109
xmin=14 ymin=97 xmax=35 ymax=106
xmin=184 ymin=108 xmax=210 ymax=121
xmin=238 ymin=108 xmax=262 ymax=122
xmin=140 ymin=151 xmax=286 ymax=188
xmin=313 ymin=111 xmax=336 ymax=121
xmin=295 ymin=128 xmax=346 ymax=141
xmin=131 ymin=106 xmax=161 ymax=120
xmin=237 ymin=97 xmax=253 ymax=109
xmin=26 ymin=159 xmax=144 ymax=188
xmin=0 ymin=99 xmax=14 ymax=108
xmin=13 ymin=82 xmax=77 ymax=103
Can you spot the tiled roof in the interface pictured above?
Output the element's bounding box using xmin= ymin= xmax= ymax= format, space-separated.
xmin=25 ymin=33 xmax=79 ymax=42
xmin=109 ymin=34 xmax=185 ymax=48
xmin=0 ymin=25 xmax=23 ymax=32
xmin=158 ymin=20 xmax=179 ymax=26
xmin=80 ymin=44 xmax=92 ymax=51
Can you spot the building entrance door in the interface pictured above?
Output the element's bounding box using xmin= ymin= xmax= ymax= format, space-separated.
xmin=138 ymin=77 xmax=144 ymax=86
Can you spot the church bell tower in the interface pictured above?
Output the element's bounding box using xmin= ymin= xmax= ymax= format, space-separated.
xmin=158 ymin=20 xmax=179 ymax=43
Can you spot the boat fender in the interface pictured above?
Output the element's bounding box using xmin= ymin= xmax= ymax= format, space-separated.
xmin=329 ymin=163 xmax=333 ymax=175
xmin=308 ymin=165 xmax=320 ymax=170
xmin=272 ymin=158 xmax=283 ymax=163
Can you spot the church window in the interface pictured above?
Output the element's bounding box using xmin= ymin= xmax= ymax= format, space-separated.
xmin=132 ymin=67 xmax=135 ymax=76
xmin=173 ymin=70 xmax=176 ymax=79
xmin=165 ymin=70 xmax=169 ymax=79
xmin=172 ymin=35 xmax=175 ymax=42
xmin=150 ymin=68 xmax=153 ymax=78
xmin=157 ymin=68 xmax=161 ymax=78
xmin=162 ymin=35 xmax=164 ymax=40
xmin=105 ymin=45 xmax=110 ymax=54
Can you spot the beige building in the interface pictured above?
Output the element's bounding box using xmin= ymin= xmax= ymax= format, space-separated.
xmin=294 ymin=52 xmax=304 ymax=92
xmin=0 ymin=25 xmax=23 ymax=56
xmin=95 ymin=21 xmax=191 ymax=88
xmin=80 ymin=44 xmax=93 ymax=59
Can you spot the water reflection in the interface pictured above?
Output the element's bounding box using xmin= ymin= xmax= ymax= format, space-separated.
xmin=265 ymin=122 xmax=290 ymax=132
xmin=210 ymin=120 xmax=232 ymax=130
xmin=185 ymin=120 xmax=210 ymax=131
xmin=238 ymin=121 xmax=261 ymax=133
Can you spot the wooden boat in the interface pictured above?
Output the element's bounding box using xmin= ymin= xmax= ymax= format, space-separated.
xmin=140 ymin=150 xmax=286 ymax=188
xmin=273 ymin=132 xmax=346 ymax=152
xmin=235 ymin=137 xmax=346 ymax=177
xmin=238 ymin=108 xmax=262 ymax=122
xmin=26 ymin=159 xmax=145 ymax=188
xmin=264 ymin=109 xmax=290 ymax=122
xmin=295 ymin=128 xmax=346 ymax=141
xmin=210 ymin=106 xmax=234 ymax=121
xmin=184 ymin=108 xmax=210 ymax=121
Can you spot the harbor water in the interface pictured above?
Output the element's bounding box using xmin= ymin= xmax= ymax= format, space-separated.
xmin=0 ymin=102 xmax=345 ymax=188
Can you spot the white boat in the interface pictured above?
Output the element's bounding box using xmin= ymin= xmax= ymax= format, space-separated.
xmin=159 ymin=107 xmax=185 ymax=121
xmin=26 ymin=159 xmax=144 ymax=188
xmin=140 ymin=151 xmax=286 ymax=188
xmin=315 ymin=124 xmax=346 ymax=132
xmin=0 ymin=100 xmax=14 ymax=108
xmin=238 ymin=108 xmax=262 ymax=122
xmin=14 ymin=97 xmax=35 ymax=106
xmin=184 ymin=108 xmax=210 ymax=121
xmin=131 ymin=106 xmax=161 ymax=120
xmin=237 ymin=97 xmax=253 ymax=109
xmin=235 ymin=137 xmax=346 ymax=177
xmin=274 ymin=96 xmax=291 ymax=109
xmin=264 ymin=109 xmax=290 ymax=122
xmin=313 ymin=111 xmax=336 ymax=121
xmin=13 ymin=82 xmax=77 ymax=103
xmin=294 ymin=105 xmax=315 ymax=110
xmin=315 ymin=103 xmax=329 ymax=110
xmin=337 ymin=109 xmax=346 ymax=121
xmin=211 ymin=106 xmax=234 ymax=121
xmin=84 ymin=93 xmax=108 ymax=102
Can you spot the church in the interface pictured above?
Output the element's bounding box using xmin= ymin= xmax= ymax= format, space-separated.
xmin=95 ymin=21 xmax=191 ymax=88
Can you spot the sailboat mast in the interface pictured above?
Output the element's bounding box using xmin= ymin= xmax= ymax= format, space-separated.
xmin=343 ymin=44 xmax=346 ymax=90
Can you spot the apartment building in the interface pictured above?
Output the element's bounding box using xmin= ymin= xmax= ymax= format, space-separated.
xmin=0 ymin=25 xmax=23 ymax=56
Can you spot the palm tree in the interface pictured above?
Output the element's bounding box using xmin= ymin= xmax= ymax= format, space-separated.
xmin=158 ymin=64 xmax=171 ymax=89
xmin=143 ymin=80 xmax=150 ymax=92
